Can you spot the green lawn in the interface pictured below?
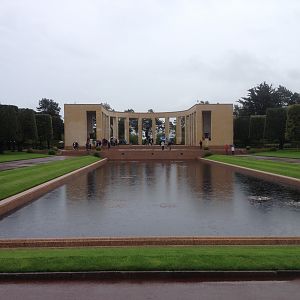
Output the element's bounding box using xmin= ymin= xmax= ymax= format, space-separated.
xmin=253 ymin=150 xmax=300 ymax=159
xmin=0 ymin=156 xmax=100 ymax=200
xmin=205 ymin=155 xmax=300 ymax=179
xmin=0 ymin=246 xmax=299 ymax=273
xmin=0 ymin=151 xmax=49 ymax=163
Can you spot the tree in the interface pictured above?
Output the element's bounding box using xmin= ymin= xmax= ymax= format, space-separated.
xmin=148 ymin=109 xmax=154 ymax=113
xmin=0 ymin=105 xmax=18 ymax=153
xmin=36 ymin=114 xmax=53 ymax=149
xmin=237 ymin=82 xmax=280 ymax=116
xmin=124 ymin=108 xmax=135 ymax=113
xmin=17 ymin=109 xmax=38 ymax=150
xmin=37 ymin=98 xmax=61 ymax=116
xmin=249 ymin=115 xmax=266 ymax=146
xmin=286 ymin=104 xmax=300 ymax=144
xmin=274 ymin=86 xmax=300 ymax=106
xmin=100 ymin=102 xmax=114 ymax=111
xmin=233 ymin=116 xmax=250 ymax=147
xmin=52 ymin=115 xmax=64 ymax=141
xmin=265 ymin=108 xmax=287 ymax=148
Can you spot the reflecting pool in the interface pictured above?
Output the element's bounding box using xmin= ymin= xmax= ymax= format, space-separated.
xmin=0 ymin=161 xmax=299 ymax=238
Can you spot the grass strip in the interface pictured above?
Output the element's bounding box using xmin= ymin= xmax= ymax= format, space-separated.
xmin=0 ymin=152 xmax=49 ymax=163
xmin=0 ymin=156 xmax=100 ymax=200
xmin=0 ymin=246 xmax=299 ymax=273
xmin=253 ymin=150 xmax=300 ymax=159
xmin=206 ymin=155 xmax=300 ymax=179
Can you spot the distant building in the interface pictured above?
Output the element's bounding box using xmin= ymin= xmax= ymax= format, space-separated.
xmin=64 ymin=103 xmax=233 ymax=147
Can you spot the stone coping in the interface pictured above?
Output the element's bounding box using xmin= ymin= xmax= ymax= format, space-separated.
xmin=0 ymin=236 xmax=300 ymax=248
xmin=0 ymin=158 xmax=108 ymax=218
xmin=1 ymin=270 xmax=300 ymax=281
xmin=200 ymin=157 xmax=300 ymax=189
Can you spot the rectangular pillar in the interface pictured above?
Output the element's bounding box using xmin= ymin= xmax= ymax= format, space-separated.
xmin=96 ymin=111 xmax=103 ymax=140
xmin=138 ymin=118 xmax=142 ymax=145
xmin=124 ymin=117 xmax=129 ymax=144
xmin=165 ymin=117 xmax=169 ymax=140
xmin=176 ymin=116 xmax=181 ymax=144
xmin=113 ymin=116 xmax=118 ymax=139
xmin=152 ymin=118 xmax=156 ymax=143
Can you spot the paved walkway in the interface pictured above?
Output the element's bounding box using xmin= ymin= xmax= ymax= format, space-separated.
xmin=1 ymin=280 xmax=300 ymax=300
xmin=239 ymin=155 xmax=300 ymax=164
xmin=0 ymin=156 xmax=68 ymax=171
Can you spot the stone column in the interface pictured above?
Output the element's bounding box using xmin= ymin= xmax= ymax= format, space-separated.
xmin=124 ymin=117 xmax=129 ymax=144
xmin=108 ymin=116 xmax=111 ymax=139
xmin=113 ymin=116 xmax=118 ymax=140
xmin=138 ymin=118 xmax=142 ymax=145
xmin=165 ymin=117 xmax=169 ymax=140
xmin=152 ymin=118 xmax=156 ymax=143
xmin=184 ymin=115 xmax=188 ymax=145
xmin=191 ymin=114 xmax=194 ymax=145
xmin=176 ymin=116 xmax=181 ymax=144
xmin=96 ymin=111 xmax=103 ymax=140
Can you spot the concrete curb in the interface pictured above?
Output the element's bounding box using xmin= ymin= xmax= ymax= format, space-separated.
xmin=0 ymin=158 xmax=108 ymax=217
xmin=1 ymin=270 xmax=300 ymax=281
xmin=1 ymin=236 xmax=300 ymax=248
xmin=200 ymin=157 xmax=300 ymax=189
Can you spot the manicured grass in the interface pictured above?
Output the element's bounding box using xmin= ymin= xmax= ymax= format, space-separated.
xmin=0 ymin=151 xmax=49 ymax=163
xmin=205 ymin=155 xmax=300 ymax=179
xmin=0 ymin=246 xmax=299 ymax=273
xmin=253 ymin=150 xmax=300 ymax=159
xmin=0 ymin=156 xmax=100 ymax=200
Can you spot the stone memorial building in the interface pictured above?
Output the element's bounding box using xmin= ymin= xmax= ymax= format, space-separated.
xmin=64 ymin=103 xmax=233 ymax=148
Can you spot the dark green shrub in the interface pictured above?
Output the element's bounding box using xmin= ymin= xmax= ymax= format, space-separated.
xmin=48 ymin=149 xmax=56 ymax=155
xmin=96 ymin=147 xmax=101 ymax=151
xmin=204 ymin=146 xmax=209 ymax=150
xmin=249 ymin=115 xmax=266 ymax=146
xmin=93 ymin=152 xmax=101 ymax=158
xmin=234 ymin=116 xmax=250 ymax=147
xmin=265 ymin=108 xmax=287 ymax=149
xmin=246 ymin=146 xmax=251 ymax=150
xmin=27 ymin=148 xmax=33 ymax=153
xmin=36 ymin=114 xmax=53 ymax=149
xmin=286 ymin=104 xmax=300 ymax=143
xmin=203 ymin=151 xmax=212 ymax=157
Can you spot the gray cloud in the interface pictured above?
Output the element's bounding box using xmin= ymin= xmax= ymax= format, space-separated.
xmin=1 ymin=0 xmax=300 ymax=114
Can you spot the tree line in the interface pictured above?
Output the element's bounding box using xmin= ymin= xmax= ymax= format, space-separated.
xmin=234 ymin=82 xmax=300 ymax=148
xmin=0 ymin=99 xmax=64 ymax=153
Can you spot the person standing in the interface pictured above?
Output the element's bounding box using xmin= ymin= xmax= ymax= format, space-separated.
xmin=231 ymin=144 xmax=235 ymax=155
xmin=161 ymin=140 xmax=165 ymax=150
xmin=225 ymin=144 xmax=229 ymax=155
xmin=199 ymin=140 xmax=203 ymax=149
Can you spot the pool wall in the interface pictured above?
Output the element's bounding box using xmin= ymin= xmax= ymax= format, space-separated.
xmin=0 ymin=158 xmax=108 ymax=217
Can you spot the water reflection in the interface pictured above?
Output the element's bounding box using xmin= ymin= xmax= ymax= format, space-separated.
xmin=0 ymin=161 xmax=299 ymax=238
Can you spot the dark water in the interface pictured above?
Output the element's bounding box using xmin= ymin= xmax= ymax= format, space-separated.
xmin=0 ymin=161 xmax=299 ymax=238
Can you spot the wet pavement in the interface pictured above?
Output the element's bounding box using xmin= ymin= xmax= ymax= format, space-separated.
xmin=0 ymin=280 xmax=300 ymax=300
xmin=0 ymin=156 xmax=68 ymax=171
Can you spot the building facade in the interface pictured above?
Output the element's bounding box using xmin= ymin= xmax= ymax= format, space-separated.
xmin=64 ymin=103 xmax=233 ymax=147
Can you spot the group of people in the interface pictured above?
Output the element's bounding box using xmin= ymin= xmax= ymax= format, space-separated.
xmin=160 ymin=139 xmax=173 ymax=150
xmin=199 ymin=139 xmax=235 ymax=155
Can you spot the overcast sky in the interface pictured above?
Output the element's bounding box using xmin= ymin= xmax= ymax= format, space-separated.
xmin=1 ymin=0 xmax=300 ymax=116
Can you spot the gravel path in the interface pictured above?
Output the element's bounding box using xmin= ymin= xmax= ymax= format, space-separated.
xmin=0 ymin=156 xmax=69 ymax=171
xmin=238 ymin=155 xmax=300 ymax=164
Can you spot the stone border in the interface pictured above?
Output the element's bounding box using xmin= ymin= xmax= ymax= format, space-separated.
xmin=1 ymin=270 xmax=300 ymax=281
xmin=200 ymin=157 xmax=300 ymax=189
xmin=0 ymin=158 xmax=108 ymax=217
xmin=1 ymin=236 xmax=300 ymax=248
